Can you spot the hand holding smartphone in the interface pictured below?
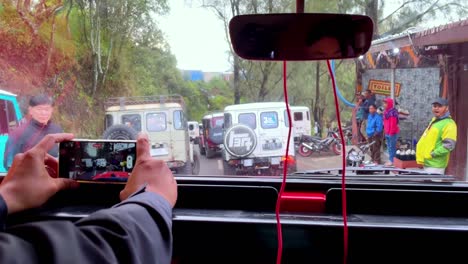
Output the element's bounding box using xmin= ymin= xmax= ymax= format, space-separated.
xmin=59 ymin=139 xmax=137 ymax=183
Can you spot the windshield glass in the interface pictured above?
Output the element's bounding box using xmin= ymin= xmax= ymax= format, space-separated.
xmin=0 ymin=0 xmax=466 ymax=182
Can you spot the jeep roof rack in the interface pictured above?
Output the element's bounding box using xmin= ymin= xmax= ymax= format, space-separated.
xmin=105 ymin=95 xmax=185 ymax=109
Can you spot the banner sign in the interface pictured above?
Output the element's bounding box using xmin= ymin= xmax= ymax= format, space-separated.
xmin=368 ymin=79 xmax=401 ymax=97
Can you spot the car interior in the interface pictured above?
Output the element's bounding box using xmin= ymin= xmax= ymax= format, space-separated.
xmin=2 ymin=1 xmax=468 ymax=263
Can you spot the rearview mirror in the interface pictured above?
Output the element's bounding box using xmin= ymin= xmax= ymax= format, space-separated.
xmin=229 ymin=13 xmax=373 ymax=61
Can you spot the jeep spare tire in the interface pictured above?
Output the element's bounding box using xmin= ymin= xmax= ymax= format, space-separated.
xmin=102 ymin=124 xmax=138 ymax=140
xmin=208 ymin=127 xmax=224 ymax=145
xmin=223 ymin=124 xmax=257 ymax=158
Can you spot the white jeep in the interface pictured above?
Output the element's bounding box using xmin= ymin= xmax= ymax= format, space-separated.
xmin=102 ymin=95 xmax=200 ymax=175
xmin=222 ymin=102 xmax=297 ymax=176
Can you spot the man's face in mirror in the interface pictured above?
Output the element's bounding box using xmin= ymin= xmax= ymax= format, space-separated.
xmin=308 ymin=36 xmax=342 ymax=58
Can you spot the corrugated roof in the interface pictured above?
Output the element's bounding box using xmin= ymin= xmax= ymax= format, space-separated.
xmin=369 ymin=18 xmax=468 ymax=53
xmin=0 ymin=89 xmax=17 ymax=97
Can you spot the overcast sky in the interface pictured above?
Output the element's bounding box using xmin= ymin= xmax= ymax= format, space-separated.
xmin=158 ymin=0 xmax=463 ymax=72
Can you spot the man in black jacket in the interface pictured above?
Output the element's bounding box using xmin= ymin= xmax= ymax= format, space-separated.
xmin=3 ymin=94 xmax=63 ymax=169
xmin=0 ymin=133 xmax=177 ymax=264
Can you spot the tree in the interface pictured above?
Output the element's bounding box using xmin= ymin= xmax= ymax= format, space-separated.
xmin=350 ymin=0 xmax=468 ymax=38
xmin=200 ymin=0 xmax=292 ymax=104
xmin=73 ymin=0 xmax=169 ymax=96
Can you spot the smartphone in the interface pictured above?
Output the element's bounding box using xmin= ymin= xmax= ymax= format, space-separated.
xmin=59 ymin=139 xmax=137 ymax=183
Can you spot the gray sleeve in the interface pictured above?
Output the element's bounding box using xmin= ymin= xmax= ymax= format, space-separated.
xmin=0 ymin=192 xmax=173 ymax=264
xmin=442 ymin=138 xmax=456 ymax=151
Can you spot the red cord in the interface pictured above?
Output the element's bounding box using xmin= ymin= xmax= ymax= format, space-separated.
xmin=326 ymin=60 xmax=348 ymax=264
xmin=275 ymin=61 xmax=292 ymax=264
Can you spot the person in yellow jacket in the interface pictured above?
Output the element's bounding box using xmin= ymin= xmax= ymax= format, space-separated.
xmin=416 ymin=98 xmax=457 ymax=175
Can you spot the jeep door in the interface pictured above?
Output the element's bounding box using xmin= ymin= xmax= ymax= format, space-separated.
xmin=145 ymin=111 xmax=173 ymax=162
xmin=257 ymin=109 xmax=294 ymax=162
xmin=292 ymin=108 xmax=311 ymax=139
xmin=171 ymin=109 xmax=189 ymax=164
xmin=0 ymin=96 xmax=21 ymax=172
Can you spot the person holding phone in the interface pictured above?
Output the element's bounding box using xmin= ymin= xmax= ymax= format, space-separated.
xmin=0 ymin=133 xmax=177 ymax=264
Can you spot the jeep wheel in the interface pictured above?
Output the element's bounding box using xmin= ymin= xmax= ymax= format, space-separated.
xmin=192 ymin=149 xmax=201 ymax=175
xmin=206 ymin=147 xmax=216 ymax=159
xmin=223 ymin=160 xmax=237 ymax=175
xmin=332 ymin=142 xmax=342 ymax=155
xmin=178 ymin=161 xmax=192 ymax=175
xmin=200 ymin=144 xmax=206 ymax=155
xmin=102 ymin=124 xmax=138 ymax=140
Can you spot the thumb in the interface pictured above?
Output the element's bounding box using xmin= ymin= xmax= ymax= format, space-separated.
xmin=54 ymin=178 xmax=80 ymax=191
xmin=120 ymin=188 xmax=131 ymax=201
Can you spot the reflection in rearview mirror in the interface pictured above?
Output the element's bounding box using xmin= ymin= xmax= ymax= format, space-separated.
xmin=229 ymin=13 xmax=374 ymax=61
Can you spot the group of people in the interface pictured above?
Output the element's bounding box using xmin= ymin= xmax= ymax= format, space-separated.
xmin=355 ymin=89 xmax=457 ymax=174
xmin=356 ymin=90 xmax=399 ymax=167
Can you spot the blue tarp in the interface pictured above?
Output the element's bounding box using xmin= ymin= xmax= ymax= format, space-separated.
xmin=330 ymin=60 xmax=355 ymax=108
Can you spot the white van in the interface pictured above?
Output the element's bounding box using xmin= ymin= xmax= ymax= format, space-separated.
xmin=222 ymin=102 xmax=296 ymax=176
xmin=187 ymin=121 xmax=200 ymax=144
xmin=290 ymin=106 xmax=312 ymax=142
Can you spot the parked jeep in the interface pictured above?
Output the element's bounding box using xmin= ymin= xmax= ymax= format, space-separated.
xmin=200 ymin=112 xmax=224 ymax=158
xmin=222 ymin=102 xmax=297 ymax=176
xmin=0 ymin=89 xmax=22 ymax=173
xmin=102 ymin=95 xmax=200 ymax=175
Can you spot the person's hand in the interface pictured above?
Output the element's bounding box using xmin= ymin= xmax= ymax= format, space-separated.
xmin=120 ymin=134 xmax=177 ymax=207
xmin=0 ymin=133 xmax=79 ymax=214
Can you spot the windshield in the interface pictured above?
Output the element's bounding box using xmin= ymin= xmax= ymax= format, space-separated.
xmin=0 ymin=0 xmax=467 ymax=183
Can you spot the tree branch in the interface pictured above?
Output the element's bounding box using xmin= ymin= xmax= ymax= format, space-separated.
xmin=382 ymin=0 xmax=441 ymax=36
xmin=378 ymin=0 xmax=420 ymax=24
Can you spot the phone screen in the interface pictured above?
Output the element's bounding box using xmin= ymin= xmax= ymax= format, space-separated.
xmin=59 ymin=140 xmax=137 ymax=182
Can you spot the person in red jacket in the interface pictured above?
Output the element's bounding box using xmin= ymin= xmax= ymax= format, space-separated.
xmin=383 ymin=98 xmax=400 ymax=166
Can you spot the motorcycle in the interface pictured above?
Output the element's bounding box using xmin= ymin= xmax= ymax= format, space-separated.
xmin=346 ymin=140 xmax=376 ymax=167
xmin=298 ymin=129 xmax=343 ymax=157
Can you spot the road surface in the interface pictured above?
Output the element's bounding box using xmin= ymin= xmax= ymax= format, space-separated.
xmin=195 ymin=145 xmax=361 ymax=176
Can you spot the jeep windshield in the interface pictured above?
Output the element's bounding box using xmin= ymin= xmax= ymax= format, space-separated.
xmin=1 ymin=0 xmax=467 ymax=185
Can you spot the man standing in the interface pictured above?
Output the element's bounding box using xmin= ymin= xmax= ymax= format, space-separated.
xmin=364 ymin=89 xmax=376 ymax=106
xmin=366 ymin=104 xmax=383 ymax=165
xmin=3 ymin=94 xmax=63 ymax=170
xmin=360 ymin=89 xmax=376 ymax=141
xmin=416 ymin=98 xmax=457 ymax=174
xmin=355 ymin=95 xmax=366 ymax=143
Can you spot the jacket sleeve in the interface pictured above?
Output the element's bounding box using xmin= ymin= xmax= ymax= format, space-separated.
xmin=47 ymin=124 xmax=64 ymax=157
xmin=3 ymin=133 xmax=19 ymax=170
xmin=376 ymin=115 xmax=384 ymax=134
xmin=432 ymin=121 xmax=457 ymax=157
xmin=0 ymin=192 xmax=173 ymax=264
xmin=388 ymin=116 xmax=399 ymax=135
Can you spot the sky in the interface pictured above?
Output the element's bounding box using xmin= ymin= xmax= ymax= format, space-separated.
xmin=158 ymin=1 xmax=231 ymax=72
xmin=158 ymin=0 xmax=464 ymax=72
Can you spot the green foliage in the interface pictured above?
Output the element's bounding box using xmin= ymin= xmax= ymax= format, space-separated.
xmin=2 ymin=0 xmax=466 ymax=139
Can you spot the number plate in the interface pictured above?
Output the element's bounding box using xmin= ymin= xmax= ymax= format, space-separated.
xmin=150 ymin=148 xmax=169 ymax=157
xmin=271 ymin=157 xmax=280 ymax=165
xmin=243 ymin=159 xmax=253 ymax=167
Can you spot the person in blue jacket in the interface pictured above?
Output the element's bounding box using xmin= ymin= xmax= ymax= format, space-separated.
xmin=366 ymin=104 xmax=384 ymax=165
